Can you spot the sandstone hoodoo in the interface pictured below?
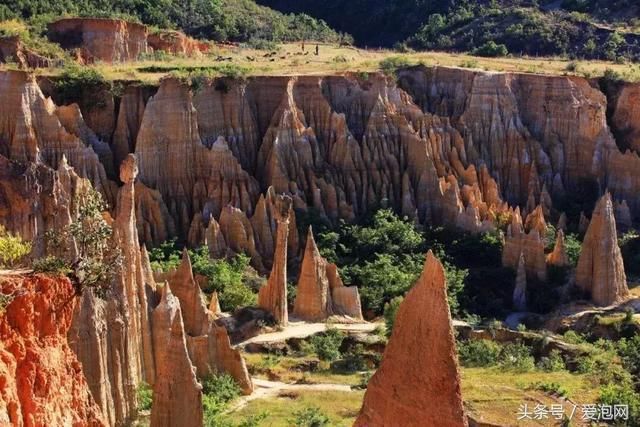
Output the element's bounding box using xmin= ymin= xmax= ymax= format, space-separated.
xmin=293 ymin=227 xmax=363 ymax=322
xmin=258 ymin=194 xmax=293 ymax=325
xmin=151 ymin=285 xmax=203 ymax=427
xmin=0 ymin=274 xmax=106 ymax=426
xmin=155 ymin=249 xmax=253 ymax=394
xmin=576 ymin=193 xmax=630 ymax=306
xmin=354 ymin=251 xmax=467 ymax=427
xmin=547 ymin=229 xmax=569 ymax=268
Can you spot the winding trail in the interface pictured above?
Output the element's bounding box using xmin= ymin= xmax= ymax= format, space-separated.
xmin=226 ymin=378 xmax=355 ymax=413
xmin=238 ymin=320 xmax=378 ymax=346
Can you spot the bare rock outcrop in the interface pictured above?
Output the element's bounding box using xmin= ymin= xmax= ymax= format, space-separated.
xmin=354 ymin=251 xmax=467 ymax=427
xmin=293 ymin=227 xmax=363 ymax=321
xmin=69 ymin=155 xmax=157 ymax=426
xmin=513 ymin=253 xmax=527 ymax=311
xmin=148 ymin=30 xmax=208 ymax=56
xmin=47 ymin=18 xmax=148 ymax=63
xmin=546 ymin=230 xmax=569 ymax=268
xmin=258 ymin=194 xmax=292 ymax=325
xmin=0 ymin=35 xmax=51 ymax=68
xmin=156 ymin=250 xmax=253 ymax=394
xmin=502 ymin=209 xmax=547 ymax=282
xmin=0 ymin=274 xmax=105 ymax=426
xmin=150 ymin=285 xmax=203 ymax=427
xmin=575 ymin=193 xmax=629 ymax=306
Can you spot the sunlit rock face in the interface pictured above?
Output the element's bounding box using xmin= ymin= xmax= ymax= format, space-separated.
xmin=576 ymin=193 xmax=630 ymax=306
xmin=0 ymin=274 xmax=106 ymax=426
xmin=47 ymin=18 xmax=149 ymax=63
xmin=293 ymin=227 xmax=362 ymax=321
xmin=354 ymin=251 xmax=467 ymax=427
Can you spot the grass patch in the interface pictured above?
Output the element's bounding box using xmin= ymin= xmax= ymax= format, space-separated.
xmin=227 ymin=390 xmax=364 ymax=427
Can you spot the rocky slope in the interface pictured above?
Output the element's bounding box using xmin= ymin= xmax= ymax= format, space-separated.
xmin=0 ymin=274 xmax=105 ymax=426
xmin=354 ymin=251 xmax=467 ymax=426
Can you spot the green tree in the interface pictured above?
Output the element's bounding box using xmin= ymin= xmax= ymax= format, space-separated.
xmin=0 ymin=225 xmax=31 ymax=268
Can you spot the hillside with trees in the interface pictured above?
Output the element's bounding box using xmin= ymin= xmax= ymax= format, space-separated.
xmin=257 ymin=0 xmax=640 ymax=60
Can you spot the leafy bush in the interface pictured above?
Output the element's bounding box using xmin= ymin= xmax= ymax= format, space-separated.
xmin=335 ymin=344 xmax=370 ymax=372
xmin=383 ymin=296 xmax=403 ymax=337
xmin=458 ymin=339 xmax=501 ymax=367
xmin=499 ymin=343 xmax=535 ymax=372
xmin=537 ymin=350 xmax=566 ymax=372
xmin=617 ymin=335 xmax=640 ymax=377
xmin=43 ymin=188 xmax=121 ymax=296
xmin=379 ymin=56 xmax=411 ymax=77
xmin=289 ymin=406 xmax=330 ymax=427
xmin=54 ymin=65 xmax=109 ymax=106
xmin=309 ymin=328 xmax=345 ymax=362
xmin=201 ymin=374 xmax=242 ymax=426
xmin=136 ymin=382 xmax=153 ymax=411
xmin=599 ymin=383 xmax=640 ymax=426
xmin=32 ymin=255 xmax=71 ymax=275
xmin=0 ymin=225 xmax=31 ymax=268
xmin=473 ymin=40 xmax=509 ymax=57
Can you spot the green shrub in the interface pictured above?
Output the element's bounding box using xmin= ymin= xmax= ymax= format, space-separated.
xmin=383 ymin=296 xmax=403 ymax=337
xmin=136 ymin=382 xmax=153 ymax=411
xmin=54 ymin=65 xmax=109 ymax=105
xmin=32 ymin=255 xmax=71 ymax=276
xmin=336 ymin=344 xmax=370 ymax=372
xmin=473 ymin=40 xmax=509 ymax=57
xmin=0 ymin=225 xmax=31 ymax=268
xmin=379 ymin=56 xmax=411 ymax=76
xmin=499 ymin=343 xmax=535 ymax=372
xmin=599 ymin=383 xmax=640 ymax=426
xmin=201 ymin=373 xmax=242 ymax=403
xmin=537 ymin=350 xmax=566 ymax=372
xmin=289 ymin=406 xmax=331 ymax=427
xmin=458 ymin=339 xmax=501 ymax=367
xmin=309 ymin=328 xmax=345 ymax=361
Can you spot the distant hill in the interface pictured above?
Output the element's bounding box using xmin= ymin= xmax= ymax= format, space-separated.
xmin=257 ymin=0 xmax=640 ymax=60
xmin=0 ymin=0 xmax=345 ymax=43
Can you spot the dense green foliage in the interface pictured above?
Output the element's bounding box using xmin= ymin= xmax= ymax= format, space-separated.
xmin=313 ymin=210 xmax=474 ymax=316
xmin=0 ymin=0 xmax=343 ymax=43
xmin=136 ymin=382 xmax=153 ymax=411
xmin=259 ymin=0 xmax=640 ymax=60
xmin=308 ymin=328 xmax=345 ymax=362
xmin=457 ymin=339 xmax=501 ymax=368
xmin=0 ymin=225 xmax=31 ymax=268
xmin=149 ymin=243 xmax=260 ymax=312
xmin=289 ymin=407 xmax=330 ymax=427
xmin=201 ymin=374 xmax=242 ymax=426
xmin=382 ymin=296 xmax=403 ymax=337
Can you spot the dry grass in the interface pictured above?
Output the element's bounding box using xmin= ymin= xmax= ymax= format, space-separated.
xmin=10 ymin=42 xmax=640 ymax=83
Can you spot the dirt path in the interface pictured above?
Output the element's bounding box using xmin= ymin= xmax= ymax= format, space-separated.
xmin=238 ymin=321 xmax=379 ymax=346
xmin=227 ymin=378 xmax=355 ymax=413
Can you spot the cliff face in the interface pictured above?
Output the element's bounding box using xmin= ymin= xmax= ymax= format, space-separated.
xmin=0 ymin=274 xmax=105 ymax=426
xmin=47 ymin=18 xmax=148 ymax=64
xmin=354 ymin=252 xmax=467 ymax=427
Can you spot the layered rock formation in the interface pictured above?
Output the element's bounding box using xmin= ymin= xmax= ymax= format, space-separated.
xmin=47 ymin=18 xmax=148 ymax=63
xmin=156 ymin=250 xmax=253 ymax=394
xmin=354 ymin=251 xmax=467 ymax=427
xmin=575 ymin=193 xmax=629 ymax=306
xmin=151 ymin=285 xmax=203 ymax=427
xmin=0 ymin=36 xmax=51 ymax=68
xmin=69 ymin=155 xmax=156 ymax=426
xmin=502 ymin=208 xmax=547 ymax=282
xmin=0 ymin=274 xmax=105 ymax=426
xmin=293 ymin=227 xmax=363 ymax=321
xmin=547 ymin=230 xmax=569 ymax=267
xmin=257 ymin=194 xmax=292 ymax=325
xmin=148 ymin=31 xmax=209 ymax=56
